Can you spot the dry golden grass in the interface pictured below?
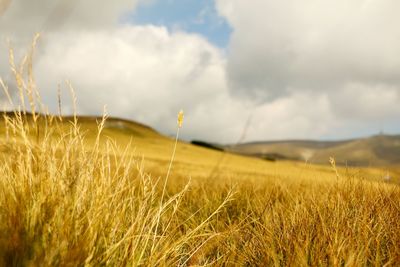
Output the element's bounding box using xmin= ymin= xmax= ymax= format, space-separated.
xmin=0 ymin=37 xmax=399 ymax=266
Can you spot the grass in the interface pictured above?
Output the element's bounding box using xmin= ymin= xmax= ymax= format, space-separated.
xmin=0 ymin=38 xmax=399 ymax=266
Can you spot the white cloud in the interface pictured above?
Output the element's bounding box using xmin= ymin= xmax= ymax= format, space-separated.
xmin=217 ymin=0 xmax=400 ymax=95
xmin=0 ymin=0 xmax=399 ymax=143
xmin=0 ymin=0 xmax=140 ymax=95
xmin=331 ymin=83 xmax=400 ymax=120
xmin=250 ymin=93 xmax=335 ymax=140
xmin=215 ymin=0 xmax=400 ymax=137
xmin=33 ymin=26 xmax=240 ymax=141
xmin=10 ymin=24 xmax=340 ymax=143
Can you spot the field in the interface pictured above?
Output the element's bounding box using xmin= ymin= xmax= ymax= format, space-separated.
xmin=0 ymin=47 xmax=400 ymax=266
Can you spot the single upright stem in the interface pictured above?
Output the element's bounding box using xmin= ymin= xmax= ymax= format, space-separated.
xmin=161 ymin=127 xmax=180 ymax=204
xmin=150 ymin=126 xmax=180 ymax=254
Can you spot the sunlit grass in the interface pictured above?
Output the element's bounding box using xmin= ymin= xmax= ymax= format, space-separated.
xmin=0 ymin=37 xmax=399 ymax=266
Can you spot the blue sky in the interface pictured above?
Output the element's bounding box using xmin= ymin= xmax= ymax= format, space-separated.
xmin=127 ymin=0 xmax=232 ymax=48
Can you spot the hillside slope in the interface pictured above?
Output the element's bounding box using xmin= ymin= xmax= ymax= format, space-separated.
xmin=0 ymin=112 xmax=396 ymax=183
xmin=227 ymin=135 xmax=400 ymax=166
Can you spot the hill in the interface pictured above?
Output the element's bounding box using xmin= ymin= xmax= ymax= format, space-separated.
xmin=0 ymin=112 xmax=395 ymax=182
xmin=226 ymin=135 xmax=400 ymax=166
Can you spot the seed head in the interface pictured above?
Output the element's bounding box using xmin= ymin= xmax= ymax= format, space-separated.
xmin=177 ymin=109 xmax=184 ymax=128
xmin=329 ymin=157 xmax=336 ymax=167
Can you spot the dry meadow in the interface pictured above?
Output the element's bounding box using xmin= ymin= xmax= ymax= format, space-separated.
xmin=0 ymin=42 xmax=399 ymax=266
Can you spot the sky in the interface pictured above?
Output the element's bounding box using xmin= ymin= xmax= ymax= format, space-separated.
xmin=0 ymin=0 xmax=399 ymax=143
xmin=130 ymin=0 xmax=232 ymax=48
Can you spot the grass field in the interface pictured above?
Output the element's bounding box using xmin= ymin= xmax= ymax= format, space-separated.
xmin=0 ymin=43 xmax=399 ymax=266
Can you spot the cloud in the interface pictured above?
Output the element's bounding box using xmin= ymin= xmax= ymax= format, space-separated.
xmin=33 ymin=26 xmax=240 ymax=141
xmin=251 ymin=93 xmax=335 ymax=139
xmin=0 ymin=0 xmax=138 ymax=35
xmin=0 ymin=0 xmax=140 ymax=96
xmin=5 ymin=23 xmax=341 ymax=143
xmin=213 ymin=0 xmax=400 ymax=138
xmin=216 ymin=0 xmax=400 ymax=99
xmin=1 ymin=0 xmax=252 ymax=142
xmin=0 ymin=0 xmax=399 ymax=143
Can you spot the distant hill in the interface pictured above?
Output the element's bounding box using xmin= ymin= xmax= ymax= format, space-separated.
xmin=2 ymin=112 xmax=398 ymax=167
xmin=3 ymin=111 xmax=367 ymax=182
xmin=225 ymin=135 xmax=400 ymax=166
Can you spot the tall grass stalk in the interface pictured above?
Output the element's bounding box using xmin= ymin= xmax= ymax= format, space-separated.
xmin=0 ymin=37 xmax=399 ymax=266
xmin=0 ymin=37 xmax=232 ymax=266
xmin=151 ymin=110 xmax=184 ymax=255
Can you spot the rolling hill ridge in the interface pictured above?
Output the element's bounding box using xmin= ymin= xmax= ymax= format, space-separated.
xmin=224 ymin=134 xmax=400 ymax=166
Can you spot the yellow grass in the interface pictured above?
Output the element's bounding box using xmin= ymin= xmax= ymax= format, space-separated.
xmin=0 ymin=38 xmax=399 ymax=266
